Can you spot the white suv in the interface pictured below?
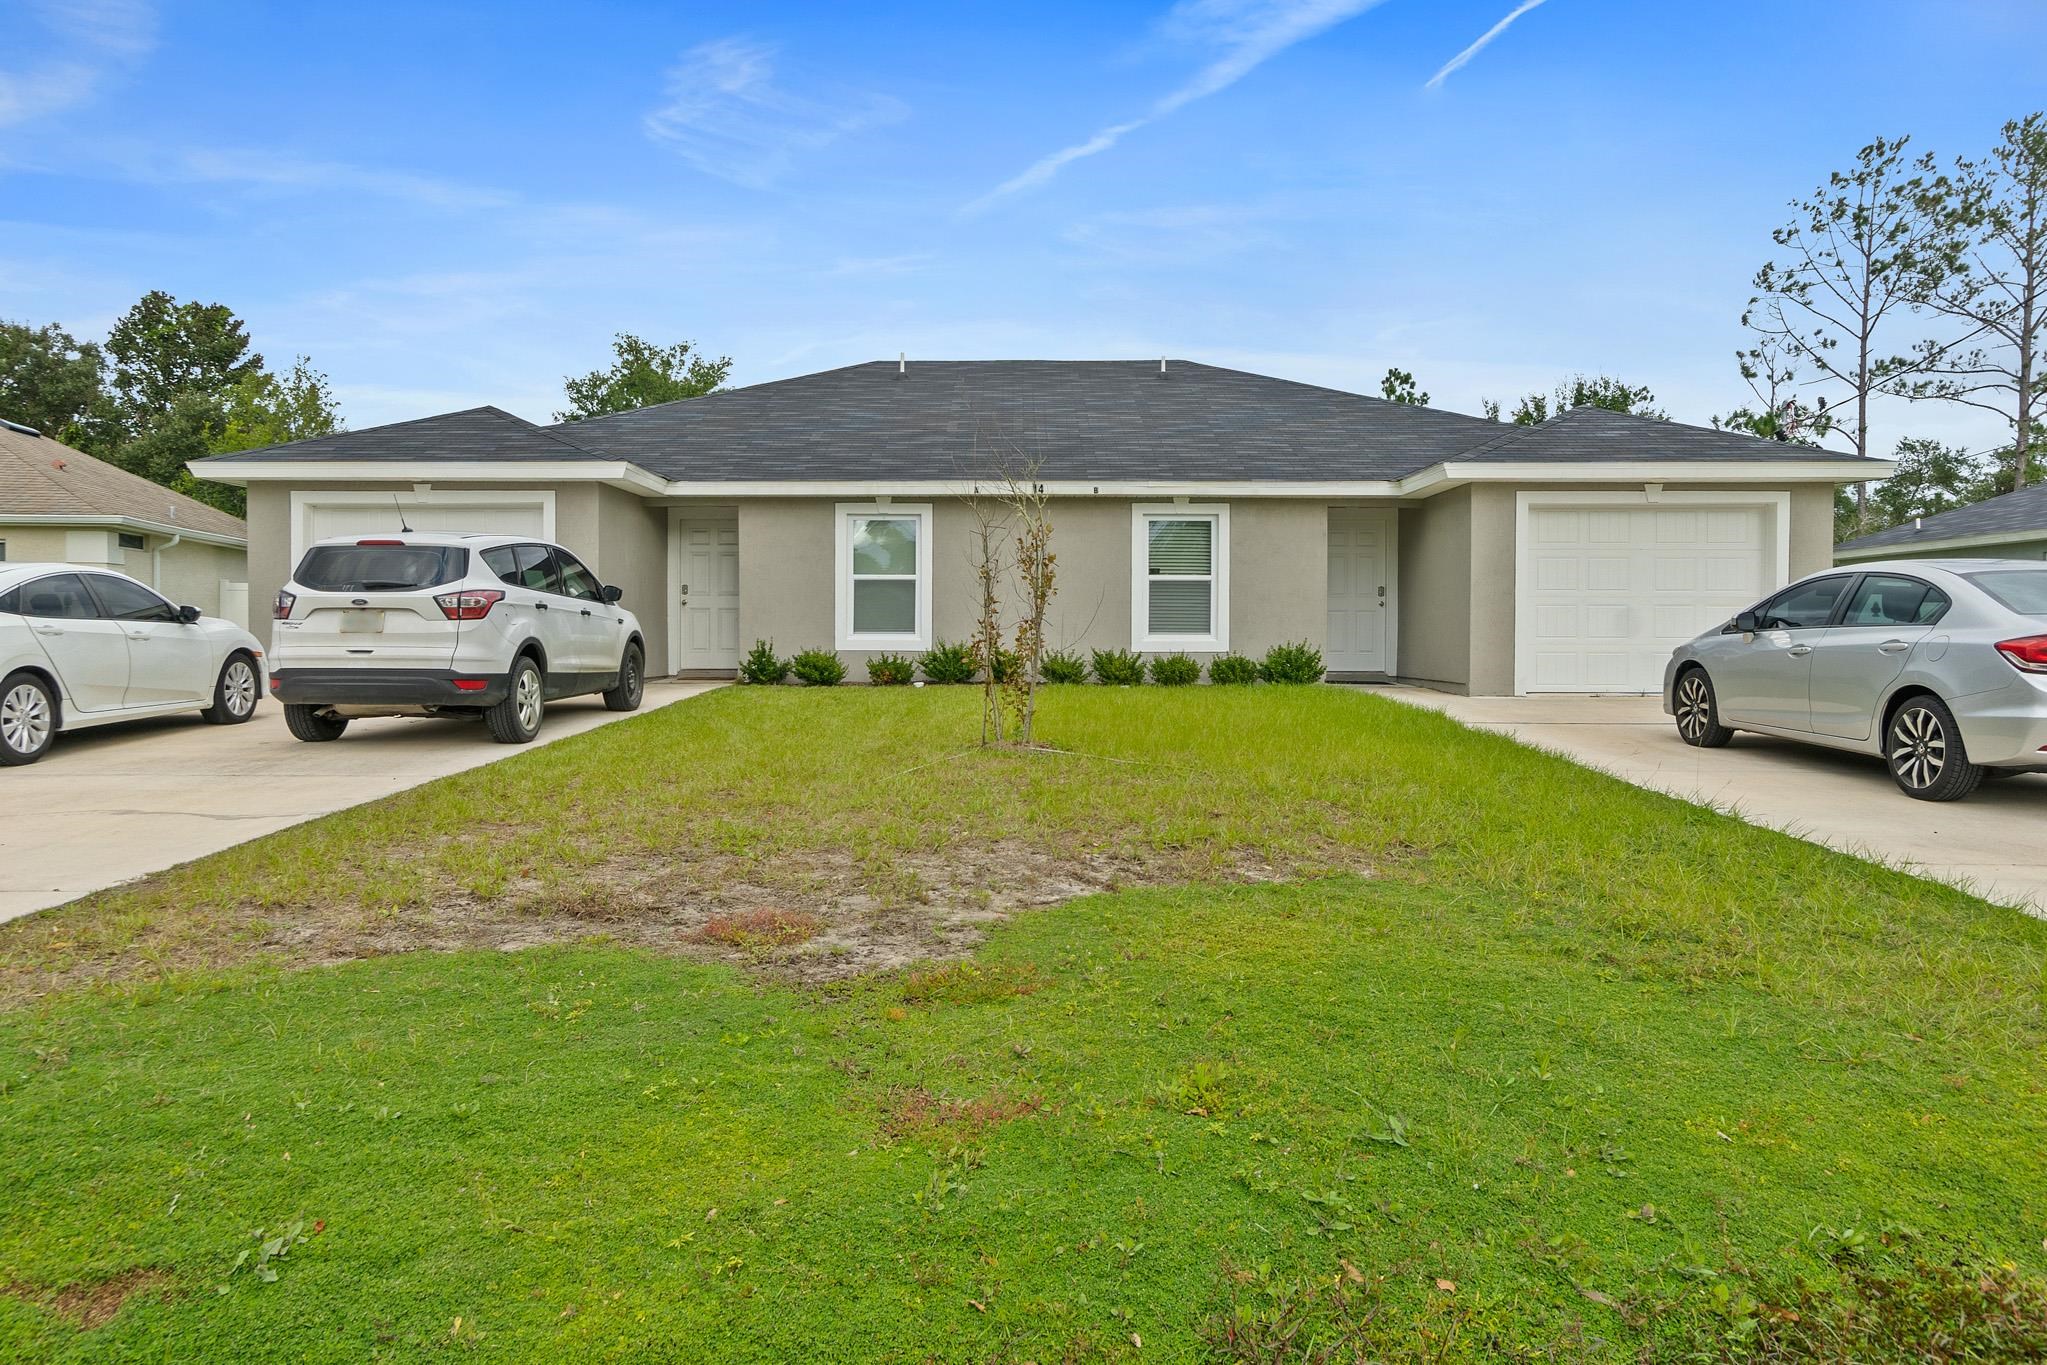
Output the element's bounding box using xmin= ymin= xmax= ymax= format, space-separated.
xmin=269 ymin=533 xmax=646 ymax=744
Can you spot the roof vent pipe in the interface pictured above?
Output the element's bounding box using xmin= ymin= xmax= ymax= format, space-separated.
xmin=1914 ymin=516 xmax=1923 ymax=531
xmin=1159 ymin=356 xmax=1167 ymax=377
xmin=898 ymin=352 xmax=906 ymax=377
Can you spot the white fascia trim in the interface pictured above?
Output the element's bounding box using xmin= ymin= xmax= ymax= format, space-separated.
xmin=1511 ymin=489 xmax=1792 ymax=697
xmin=1405 ymin=459 xmax=1893 ymax=495
xmin=0 ymin=513 xmax=245 ymax=549
xmin=1836 ymin=530 xmax=2047 ymax=561
xmin=192 ymin=460 xmax=667 ymax=495
xmin=1131 ymin=503 xmax=1230 ymax=653
xmin=834 ymin=502 xmax=935 ymax=653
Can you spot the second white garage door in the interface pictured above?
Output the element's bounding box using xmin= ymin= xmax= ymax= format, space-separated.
xmin=1517 ymin=497 xmax=1780 ymax=693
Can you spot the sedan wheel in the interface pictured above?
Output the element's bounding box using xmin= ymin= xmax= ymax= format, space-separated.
xmin=0 ymin=672 xmax=57 ymax=766
xmin=202 ymin=653 xmax=261 ymax=725
xmin=1673 ymin=669 xmax=1733 ymax=748
xmin=1886 ymin=696 xmax=1983 ymax=802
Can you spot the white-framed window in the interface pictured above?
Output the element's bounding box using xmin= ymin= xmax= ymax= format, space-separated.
xmin=834 ymin=503 xmax=933 ymax=651
xmin=1131 ymin=504 xmax=1228 ymax=652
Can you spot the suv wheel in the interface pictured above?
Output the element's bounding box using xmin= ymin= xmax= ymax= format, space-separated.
xmin=0 ymin=671 xmax=57 ymax=766
xmin=285 ymin=703 xmax=349 ymax=742
xmin=487 ymin=656 xmax=544 ymax=744
xmin=1673 ymin=668 xmax=1734 ymax=748
xmin=603 ymin=644 xmax=644 ymax=712
xmin=202 ymin=652 xmax=261 ymax=725
xmin=1886 ymin=694 xmax=1983 ymax=801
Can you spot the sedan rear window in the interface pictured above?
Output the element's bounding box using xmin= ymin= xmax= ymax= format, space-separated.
xmin=1966 ymin=569 xmax=2047 ymax=615
xmin=294 ymin=545 xmax=467 ymax=592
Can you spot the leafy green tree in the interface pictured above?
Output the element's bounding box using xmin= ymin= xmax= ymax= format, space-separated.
xmin=1864 ymin=438 xmax=1990 ymax=532
xmin=1378 ymin=367 xmax=1428 ymax=405
xmin=1898 ymin=113 xmax=2047 ymax=491
xmin=1713 ymin=335 xmax=1836 ymax=444
xmin=1485 ymin=374 xmax=1666 ymax=425
xmin=104 ymin=290 xmax=263 ymax=431
xmin=214 ymin=358 xmax=342 ymax=454
xmin=556 ymin=334 xmax=730 ymax=421
xmin=0 ymin=320 xmax=106 ymax=446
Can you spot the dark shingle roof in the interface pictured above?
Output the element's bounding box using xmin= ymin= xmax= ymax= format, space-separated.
xmin=543 ymin=361 xmax=1504 ymax=481
xmin=1837 ymin=480 xmax=2047 ymax=553
xmin=202 ymin=362 xmax=1888 ymax=482
xmin=193 ymin=406 xmax=601 ymax=464
xmin=1452 ymin=403 xmax=1863 ymax=463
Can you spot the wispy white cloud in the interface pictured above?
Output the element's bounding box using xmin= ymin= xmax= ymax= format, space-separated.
xmin=967 ymin=0 xmax=1387 ymax=212
xmin=168 ymin=148 xmax=516 ymax=211
xmin=1424 ymin=0 xmax=1549 ymax=90
xmin=0 ymin=0 xmax=155 ymax=127
xmin=643 ymin=37 xmax=907 ymax=188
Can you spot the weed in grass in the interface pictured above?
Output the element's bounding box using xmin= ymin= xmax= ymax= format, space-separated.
xmin=900 ymin=959 xmax=1044 ymax=1004
xmin=693 ymin=908 xmax=824 ymax=952
xmin=875 ymin=1086 xmax=1047 ymax=1145
xmin=4 ymin=1268 xmax=169 ymax=1331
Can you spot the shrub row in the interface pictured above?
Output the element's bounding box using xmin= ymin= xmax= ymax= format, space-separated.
xmin=740 ymin=639 xmax=1325 ymax=687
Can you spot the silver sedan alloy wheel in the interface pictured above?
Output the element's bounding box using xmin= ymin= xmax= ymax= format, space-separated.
xmin=2 ymin=682 xmax=52 ymax=756
xmin=1675 ymin=673 xmax=1712 ymax=742
xmin=1889 ymin=705 xmax=1946 ymax=791
xmin=224 ymin=659 xmax=258 ymax=716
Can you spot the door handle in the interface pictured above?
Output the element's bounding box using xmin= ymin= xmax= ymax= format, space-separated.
xmin=580 ymin=608 xmax=593 ymax=617
xmin=32 ymin=624 xmax=62 ymax=636
xmin=1877 ymin=639 xmax=1911 ymax=654
xmin=1787 ymin=644 xmax=1813 ymax=657
xmin=535 ymin=602 xmax=549 ymax=611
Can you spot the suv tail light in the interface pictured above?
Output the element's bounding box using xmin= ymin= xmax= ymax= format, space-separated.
xmin=273 ymin=589 xmax=297 ymax=620
xmin=434 ymin=588 xmax=504 ymax=621
xmin=1994 ymin=634 xmax=2047 ymax=673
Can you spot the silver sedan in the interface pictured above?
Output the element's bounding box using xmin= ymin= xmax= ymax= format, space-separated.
xmin=1662 ymin=559 xmax=2047 ymax=801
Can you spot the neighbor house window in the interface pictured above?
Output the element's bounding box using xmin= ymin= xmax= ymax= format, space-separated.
xmin=117 ymin=532 xmax=146 ymax=551
xmin=1131 ymin=504 xmax=1228 ymax=651
xmin=835 ymin=503 xmax=932 ymax=650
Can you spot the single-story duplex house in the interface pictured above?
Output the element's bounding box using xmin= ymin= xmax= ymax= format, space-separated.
xmin=3 ymin=417 xmax=251 ymax=625
xmin=193 ymin=360 xmax=1886 ymax=695
xmin=1836 ymin=479 xmax=2047 ymax=564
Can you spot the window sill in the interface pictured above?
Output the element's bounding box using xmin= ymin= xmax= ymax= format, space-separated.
xmin=839 ymin=633 xmax=929 ymax=653
xmin=1134 ymin=634 xmax=1226 ymax=654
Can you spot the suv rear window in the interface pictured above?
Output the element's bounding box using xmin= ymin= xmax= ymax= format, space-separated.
xmin=1967 ymin=569 xmax=2047 ymax=615
xmin=294 ymin=545 xmax=467 ymax=592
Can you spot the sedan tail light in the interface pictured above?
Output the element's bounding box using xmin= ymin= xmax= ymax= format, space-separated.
xmin=1993 ymin=634 xmax=2047 ymax=673
xmin=434 ymin=588 xmax=504 ymax=621
xmin=273 ymin=589 xmax=297 ymax=620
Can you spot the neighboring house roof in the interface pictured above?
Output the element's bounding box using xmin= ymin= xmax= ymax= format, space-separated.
xmin=1452 ymin=403 xmax=1847 ymax=463
xmin=1837 ymin=480 xmax=2047 ymax=556
xmin=0 ymin=420 xmax=247 ymax=543
xmin=192 ymin=360 xmax=1891 ymax=484
xmin=193 ymin=405 xmax=602 ymax=464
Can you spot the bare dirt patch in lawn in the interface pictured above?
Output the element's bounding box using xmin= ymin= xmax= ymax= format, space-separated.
xmin=0 ymin=837 xmax=1368 ymax=1006
xmin=6 ymin=1268 xmax=169 ymax=1330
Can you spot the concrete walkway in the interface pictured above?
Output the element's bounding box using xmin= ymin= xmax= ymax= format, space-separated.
xmin=0 ymin=679 xmax=722 ymax=924
xmin=1374 ymin=686 xmax=2047 ymax=916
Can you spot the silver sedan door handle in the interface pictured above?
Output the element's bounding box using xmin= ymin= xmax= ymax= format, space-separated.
xmin=32 ymin=624 xmax=63 ymax=636
xmin=1787 ymin=644 xmax=1813 ymax=657
xmin=1877 ymin=639 xmax=1912 ymax=654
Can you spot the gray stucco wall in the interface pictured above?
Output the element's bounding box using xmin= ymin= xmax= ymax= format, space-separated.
xmin=736 ymin=497 xmax=1326 ymax=672
xmin=1395 ymin=489 xmax=1473 ymax=691
xmin=594 ymin=486 xmax=669 ymax=669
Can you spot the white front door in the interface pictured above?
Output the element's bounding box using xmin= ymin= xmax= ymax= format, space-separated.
xmin=671 ymin=516 xmax=740 ymax=674
xmin=1326 ymin=508 xmax=1390 ymax=675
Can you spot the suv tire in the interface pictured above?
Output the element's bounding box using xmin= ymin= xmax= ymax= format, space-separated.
xmin=603 ymin=644 xmax=644 ymax=712
xmin=0 ymin=670 xmax=58 ymax=766
xmin=285 ymin=703 xmax=349 ymax=742
xmin=1886 ymin=694 xmax=1983 ymax=802
xmin=486 ymin=656 xmax=544 ymax=744
xmin=201 ymin=651 xmax=261 ymax=725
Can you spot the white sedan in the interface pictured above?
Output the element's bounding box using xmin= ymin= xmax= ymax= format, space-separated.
xmin=0 ymin=563 xmax=266 ymax=766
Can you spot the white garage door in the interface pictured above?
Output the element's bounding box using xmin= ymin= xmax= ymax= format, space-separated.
xmin=291 ymin=492 xmax=553 ymax=563
xmin=1519 ymin=502 xmax=1774 ymax=693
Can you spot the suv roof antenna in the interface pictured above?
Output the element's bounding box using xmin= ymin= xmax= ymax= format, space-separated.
xmin=393 ymin=492 xmax=413 ymax=534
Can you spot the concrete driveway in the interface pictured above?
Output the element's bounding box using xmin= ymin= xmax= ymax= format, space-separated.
xmin=0 ymin=679 xmax=722 ymax=924
xmin=1377 ymin=686 xmax=2047 ymax=916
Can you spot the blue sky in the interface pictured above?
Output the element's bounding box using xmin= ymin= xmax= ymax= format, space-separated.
xmin=5 ymin=0 xmax=2047 ymax=455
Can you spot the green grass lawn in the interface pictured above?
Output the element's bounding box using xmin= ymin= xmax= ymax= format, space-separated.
xmin=1 ymin=686 xmax=2043 ymax=1361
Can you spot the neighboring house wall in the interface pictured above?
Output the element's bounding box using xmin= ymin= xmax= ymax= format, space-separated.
xmin=736 ymin=497 xmax=1327 ymax=671
xmin=0 ymin=522 xmax=245 ymax=618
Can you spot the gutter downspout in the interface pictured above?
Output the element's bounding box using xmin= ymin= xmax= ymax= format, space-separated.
xmin=152 ymin=533 xmax=182 ymax=590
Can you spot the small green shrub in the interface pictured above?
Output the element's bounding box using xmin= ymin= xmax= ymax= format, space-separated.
xmin=1258 ymin=641 xmax=1325 ymax=684
xmin=1148 ymin=653 xmax=1200 ymax=686
xmin=1091 ymin=648 xmax=1145 ymax=687
xmin=1039 ymin=648 xmax=1088 ymax=684
xmin=865 ymin=653 xmax=914 ymax=686
xmin=1207 ymin=652 xmax=1258 ymax=685
xmin=986 ymin=646 xmax=1020 ymax=683
xmin=789 ymin=648 xmax=847 ymax=686
xmin=918 ymin=640 xmax=978 ymax=684
xmin=739 ymin=639 xmax=788 ymax=686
